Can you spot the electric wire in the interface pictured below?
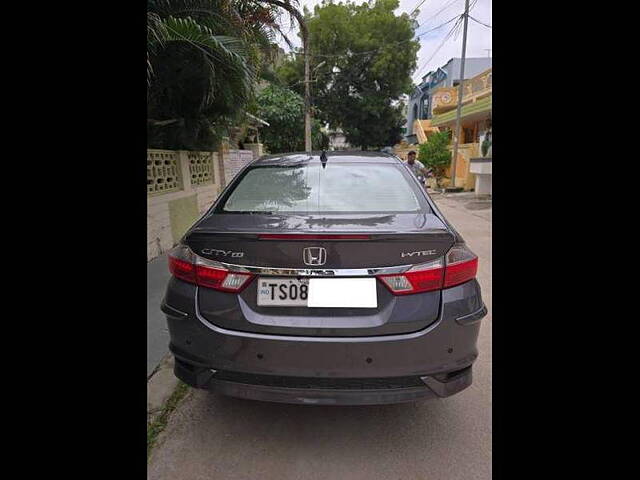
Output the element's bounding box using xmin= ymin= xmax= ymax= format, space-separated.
xmin=469 ymin=15 xmax=492 ymax=28
xmin=409 ymin=0 xmax=430 ymax=17
xmin=413 ymin=14 xmax=464 ymax=78
xmin=288 ymin=14 xmax=462 ymax=59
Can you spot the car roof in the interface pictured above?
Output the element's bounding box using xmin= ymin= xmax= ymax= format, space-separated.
xmin=252 ymin=151 xmax=403 ymax=166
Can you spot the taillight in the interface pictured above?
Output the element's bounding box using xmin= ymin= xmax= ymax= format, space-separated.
xmin=378 ymin=258 xmax=444 ymax=295
xmin=168 ymin=245 xmax=254 ymax=293
xmin=167 ymin=245 xmax=196 ymax=283
xmin=443 ymin=244 xmax=478 ymax=288
xmin=377 ymin=243 xmax=478 ymax=295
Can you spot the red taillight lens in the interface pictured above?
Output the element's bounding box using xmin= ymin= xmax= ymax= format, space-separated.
xmin=443 ymin=245 xmax=478 ymax=288
xmin=378 ymin=259 xmax=444 ymax=295
xmin=168 ymin=257 xmax=196 ymax=283
xmin=377 ymin=244 xmax=478 ymax=295
xmin=194 ymin=264 xmax=227 ymax=289
xmin=195 ymin=265 xmax=253 ymax=292
xmin=168 ymin=246 xmax=196 ymax=283
xmin=168 ymin=245 xmax=254 ymax=293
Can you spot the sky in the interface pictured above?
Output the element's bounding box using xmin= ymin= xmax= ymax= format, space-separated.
xmin=274 ymin=0 xmax=492 ymax=85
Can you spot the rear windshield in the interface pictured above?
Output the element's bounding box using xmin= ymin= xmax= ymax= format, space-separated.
xmin=218 ymin=162 xmax=426 ymax=214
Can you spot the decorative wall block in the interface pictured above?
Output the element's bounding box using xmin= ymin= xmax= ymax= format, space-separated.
xmin=148 ymin=150 xmax=181 ymax=195
xmin=188 ymin=152 xmax=214 ymax=186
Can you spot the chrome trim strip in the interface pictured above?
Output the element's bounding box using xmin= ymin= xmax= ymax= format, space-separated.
xmin=189 ymin=246 xmax=444 ymax=276
xmin=196 ymin=257 xmax=414 ymax=276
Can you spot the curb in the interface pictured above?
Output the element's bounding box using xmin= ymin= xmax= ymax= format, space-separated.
xmin=147 ymin=354 xmax=179 ymax=425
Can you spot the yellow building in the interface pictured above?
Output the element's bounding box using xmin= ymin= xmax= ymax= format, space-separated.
xmin=393 ymin=119 xmax=440 ymax=161
xmin=430 ymin=67 xmax=492 ymax=190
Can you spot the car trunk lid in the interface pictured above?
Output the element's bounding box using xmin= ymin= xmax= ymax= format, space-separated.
xmin=186 ymin=212 xmax=455 ymax=269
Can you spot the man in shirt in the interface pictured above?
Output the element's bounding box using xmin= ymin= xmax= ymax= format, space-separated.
xmin=406 ymin=151 xmax=428 ymax=180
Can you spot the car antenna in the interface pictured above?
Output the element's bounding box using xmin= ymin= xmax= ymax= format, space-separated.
xmin=320 ymin=150 xmax=328 ymax=169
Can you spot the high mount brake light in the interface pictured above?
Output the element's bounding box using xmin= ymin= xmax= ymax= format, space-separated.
xmin=258 ymin=234 xmax=370 ymax=240
xmin=168 ymin=245 xmax=254 ymax=293
xmin=377 ymin=244 xmax=478 ymax=295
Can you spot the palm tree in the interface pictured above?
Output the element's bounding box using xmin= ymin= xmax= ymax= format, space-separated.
xmin=147 ymin=0 xmax=296 ymax=150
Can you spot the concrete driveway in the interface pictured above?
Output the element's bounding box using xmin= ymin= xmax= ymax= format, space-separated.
xmin=148 ymin=194 xmax=492 ymax=480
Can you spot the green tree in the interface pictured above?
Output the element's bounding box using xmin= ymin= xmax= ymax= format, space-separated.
xmin=276 ymin=0 xmax=419 ymax=150
xmin=418 ymin=131 xmax=452 ymax=187
xmin=256 ymin=84 xmax=327 ymax=153
xmin=147 ymin=0 xmax=294 ymax=150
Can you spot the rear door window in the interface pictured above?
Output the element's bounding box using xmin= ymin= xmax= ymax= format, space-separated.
xmin=219 ymin=162 xmax=427 ymax=214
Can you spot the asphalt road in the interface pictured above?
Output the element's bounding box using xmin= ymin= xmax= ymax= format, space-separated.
xmin=148 ymin=194 xmax=492 ymax=480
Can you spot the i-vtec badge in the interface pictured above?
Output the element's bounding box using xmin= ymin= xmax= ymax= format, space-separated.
xmin=201 ymin=248 xmax=244 ymax=258
xmin=401 ymin=249 xmax=437 ymax=258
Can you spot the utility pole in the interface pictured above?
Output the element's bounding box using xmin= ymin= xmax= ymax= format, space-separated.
xmin=450 ymin=0 xmax=470 ymax=188
xmin=484 ymin=48 xmax=491 ymax=57
xmin=267 ymin=1 xmax=311 ymax=151
xmin=304 ymin=36 xmax=312 ymax=152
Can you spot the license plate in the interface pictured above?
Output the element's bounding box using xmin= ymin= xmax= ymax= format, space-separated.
xmin=257 ymin=277 xmax=377 ymax=308
xmin=257 ymin=278 xmax=309 ymax=307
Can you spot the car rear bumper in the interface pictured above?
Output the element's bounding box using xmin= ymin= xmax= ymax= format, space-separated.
xmin=162 ymin=279 xmax=486 ymax=405
xmin=174 ymin=360 xmax=473 ymax=405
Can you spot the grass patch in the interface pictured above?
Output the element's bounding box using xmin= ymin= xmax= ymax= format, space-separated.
xmin=147 ymin=381 xmax=190 ymax=460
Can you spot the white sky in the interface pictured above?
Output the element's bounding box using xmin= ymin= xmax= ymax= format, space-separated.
xmin=275 ymin=0 xmax=492 ymax=84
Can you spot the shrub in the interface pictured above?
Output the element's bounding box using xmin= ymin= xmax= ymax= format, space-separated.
xmin=418 ymin=131 xmax=451 ymax=187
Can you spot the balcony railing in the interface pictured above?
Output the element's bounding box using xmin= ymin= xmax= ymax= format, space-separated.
xmin=431 ymin=68 xmax=492 ymax=115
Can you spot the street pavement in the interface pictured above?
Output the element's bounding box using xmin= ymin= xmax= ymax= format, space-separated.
xmin=148 ymin=194 xmax=492 ymax=480
xmin=148 ymin=254 xmax=171 ymax=376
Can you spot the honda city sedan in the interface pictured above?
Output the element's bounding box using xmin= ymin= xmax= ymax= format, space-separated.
xmin=162 ymin=151 xmax=487 ymax=405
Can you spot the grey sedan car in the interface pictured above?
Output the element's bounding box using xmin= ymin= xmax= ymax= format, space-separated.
xmin=162 ymin=151 xmax=487 ymax=405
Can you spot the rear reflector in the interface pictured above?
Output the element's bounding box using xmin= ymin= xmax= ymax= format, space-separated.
xmin=168 ymin=245 xmax=254 ymax=293
xmin=258 ymin=234 xmax=370 ymax=240
xmin=377 ymin=244 xmax=478 ymax=295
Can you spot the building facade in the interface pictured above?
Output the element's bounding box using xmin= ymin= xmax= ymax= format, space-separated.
xmin=405 ymin=57 xmax=492 ymax=142
xmin=430 ymin=67 xmax=492 ymax=191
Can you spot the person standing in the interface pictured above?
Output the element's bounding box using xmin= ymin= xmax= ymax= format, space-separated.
xmin=405 ymin=150 xmax=429 ymax=184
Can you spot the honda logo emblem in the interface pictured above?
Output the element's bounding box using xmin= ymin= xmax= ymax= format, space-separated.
xmin=303 ymin=247 xmax=327 ymax=266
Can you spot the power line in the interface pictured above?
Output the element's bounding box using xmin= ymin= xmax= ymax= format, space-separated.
xmin=409 ymin=0 xmax=430 ymax=17
xmin=451 ymin=11 xmax=465 ymax=40
xmin=283 ymin=1 xmax=478 ymax=76
xmin=416 ymin=0 xmax=459 ymax=26
xmin=412 ymin=0 xmax=480 ymax=80
xmin=284 ymin=0 xmax=467 ymax=60
xmin=289 ymin=14 xmax=461 ymax=59
xmin=415 ymin=15 xmax=461 ymax=39
xmin=413 ymin=14 xmax=463 ymax=78
xmin=469 ymin=15 xmax=492 ymax=28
